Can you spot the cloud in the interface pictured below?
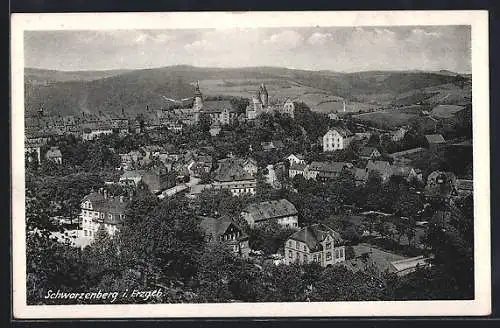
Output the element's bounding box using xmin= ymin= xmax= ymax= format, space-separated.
xmin=263 ymin=30 xmax=304 ymax=49
xmin=307 ymin=32 xmax=333 ymax=45
xmin=184 ymin=39 xmax=215 ymax=53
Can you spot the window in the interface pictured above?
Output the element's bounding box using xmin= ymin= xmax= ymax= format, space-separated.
xmin=84 ymin=230 xmax=87 ymax=236
xmin=304 ymin=254 xmax=308 ymax=262
xmin=288 ymin=250 xmax=292 ymax=258
xmin=326 ymin=252 xmax=332 ymax=261
xmin=340 ymin=248 xmax=344 ymax=258
xmin=303 ymin=245 xmax=306 ymax=251
xmin=326 ymin=242 xmax=332 ymax=249
xmin=289 ymin=241 xmax=293 ymax=248
xmin=335 ymin=249 xmax=340 ymax=258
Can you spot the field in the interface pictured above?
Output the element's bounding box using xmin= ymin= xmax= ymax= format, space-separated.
xmin=352 ymin=110 xmax=418 ymax=129
xmin=431 ymin=104 xmax=465 ymax=118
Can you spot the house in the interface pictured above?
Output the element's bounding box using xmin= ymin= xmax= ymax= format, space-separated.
xmin=80 ymin=189 xmax=130 ymax=243
xmin=366 ymin=160 xmax=393 ymax=182
xmin=200 ymin=100 xmax=239 ymax=125
xmin=391 ymin=127 xmax=408 ymax=142
xmin=261 ymin=140 xmax=285 ymax=152
xmin=284 ymin=224 xmax=345 ymax=267
xmin=391 ymin=165 xmax=423 ymax=182
xmin=82 ymin=122 xmax=114 ymax=141
xmin=25 ymin=140 xmax=42 ymax=164
xmin=328 ymin=111 xmax=339 ymax=120
xmin=119 ymin=166 xmax=171 ymax=194
xmin=424 ymin=171 xmax=457 ymax=199
xmin=209 ymin=124 xmax=222 ymax=136
xmin=288 ymin=162 xmax=308 ymax=179
xmin=282 ymin=99 xmax=296 ymax=118
xmin=212 ymin=159 xmax=257 ymax=196
xmin=241 ymin=199 xmax=298 ymax=229
xmin=316 ymin=162 xmax=352 ymax=181
xmin=198 ymin=216 xmax=250 ymax=258
xmin=45 ymin=146 xmax=63 ymax=164
xmin=350 ymin=167 xmax=369 ymax=186
xmin=285 ymin=154 xmax=306 ymax=166
xmin=455 ymin=179 xmax=473 ymax=196
xmin=322 ymin=127 xmax=354 ymax=152
xmin=358 ymin=147 xmax=381 ymax=160
xmin=425 ymin=134 xmax=446 ymax=152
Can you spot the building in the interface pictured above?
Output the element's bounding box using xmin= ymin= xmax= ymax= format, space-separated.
xmin=45 ymin=146 xmax=63 ymax=164
xmin=322 ymin=127 xmax=354 ymax=152
xmin=82 ymin=122 xmax=114 ymax=141
xmin=241 ymin=199 xmax=298 ymax=229
xmin=455 ymin=179 xmax=473 ymax=196
xmin=285 ymin=154 xmax=306 ymax=166
xmin=25 ymin=140 xmax=42 ymax=164
xmin=366 ymin=160 xmax=393 ymax=182
xmin=282 ymin=99 xmax=296 ymax=118
xmin=200 ymin=101 xmax=239 ymax=125
xmin=119 ymin=166 xmax=171 ymax=194
xmin=288 ymin=162 xmax=308 ymax=179
xmin=424 ymin=171 xmax=457 ymax=199
xmin=284 ymin=224 xmax=345 ymax=267
xmin=261 ymin=140 xmax=285 ymax=152
xmin=212 ymin=158 xmax=257 ymax=196
xmin=388 ymin=256 xmax=432 ymax=276
xmin=350 ymin=167 xmax=369 ymax=186
xmin=391 ymin=127 xmax=408 ymax=142
xmin=425 ymin=134 xmax=446 ymax=152
xmin=80 ymin=189 xmax=130 ymax=243
xmin=316 ymin=162 xmax=352 ymax=181
xmin=391 ymin=165 xmax=423 ymax=183
xmin=358 ymin=147 xmax=381 ymax=160
xmin=328 ymin=111 xmax=339 ymax=120
xmin=198 ymin=216 xmax=250 ymax=258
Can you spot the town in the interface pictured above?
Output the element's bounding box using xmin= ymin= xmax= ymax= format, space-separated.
xmin=26 ymin=75 xmax=474 ymax=304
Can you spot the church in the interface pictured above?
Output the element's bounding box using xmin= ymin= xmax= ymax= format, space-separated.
xmin=245 ymin=83 xmax=296 ymax=120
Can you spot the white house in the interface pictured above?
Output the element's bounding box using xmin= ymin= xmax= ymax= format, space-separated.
xmin=322 ymin=127 xmax=353 ymax=152
xmin=284 ymin=224 xmax=345 ymax=267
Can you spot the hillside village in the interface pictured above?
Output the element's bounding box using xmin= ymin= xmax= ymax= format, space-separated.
xmin=26 ymin=72 xmax=474 ymax=304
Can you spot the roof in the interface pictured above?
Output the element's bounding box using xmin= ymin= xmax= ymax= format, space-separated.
xmin=201 ymin=100 xmax=236 ymax=113
xmin=199 ymin=216 xmax=247 ymax=240
xmin=326 ymin=127 xmax=353 ymax=138
xmin=243 ymin=199 xmax=298 ymax=223
xmin=290 ymin=162 xmax=307 ymax=171
xmin=390 ymin=256 xmax=430 ymax=274
xmin=366 ymin=160 xmax=392 ymax=177
xmin=456 ymin=179 xmax=473 ymax=191
xmin=351 ymin=167 xmax=369 ymax=181
xmin=359 ymin=147 xmax=379 ymax=158
xmin=425 ymin=134 xmax=446 ymax=144
xmin=45 ymin=146 xmax=62 ymax=158
xmin=82 ymin=192 xmax=129 ymax=216
xmin=120 ymin=170 xmax=146 ymax=180
xmin=288 ymin=224 xmax=343 ymax=252
xmin=310 ymin=161 xmax=350 ymax=173
xmin=213 ymin=159 xmax=254 ymax=182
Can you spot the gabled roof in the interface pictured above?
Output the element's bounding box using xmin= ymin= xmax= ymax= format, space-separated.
xmin=425 ymin=134 xmax=446 ymax=144
xmin=290 ymin=162 xmax=307 ymax=171
xmin=455 ymin=179 xmax=473 ymax=191
xmin=326 ymin=127 xmax=353 ymax=138
xmin=359 ymin=147 xmax=379 ymax=158
xmin=243 ymin=199 xmax=298 ymax=222
xmin=198 ymin=216 xmax=247 ymax=239
xmin=366 ymin=160 xmax=392 ymax=177
xmin=213 ymin=159 xmax=254 ymax=182
xmin=288 ymin=223 xmax=343 ymax=251
xmin=45 ymin=146 xmax=62 ymax=158
xmin=351 ymin=167 xmax=369 ymax=181
xmin=81 ymin=192 xmax=129 ymax=216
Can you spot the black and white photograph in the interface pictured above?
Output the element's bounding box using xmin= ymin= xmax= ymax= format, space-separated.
xmin=11 ymin=11 xmax=490 ymax=318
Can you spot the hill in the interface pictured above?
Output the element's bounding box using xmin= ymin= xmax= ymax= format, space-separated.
xmin=24 ymin=65 xmax=472 ymax=116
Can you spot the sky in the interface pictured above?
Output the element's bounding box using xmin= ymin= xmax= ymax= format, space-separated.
xmin=24 ymin=26 xmax=471 ymax=73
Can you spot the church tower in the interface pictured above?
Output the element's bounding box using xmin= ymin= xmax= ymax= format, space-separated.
xmin=259 ymin=83 xmax=269 ymax=107
xmin=193 ymin=80 xmax=204 ymax=111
